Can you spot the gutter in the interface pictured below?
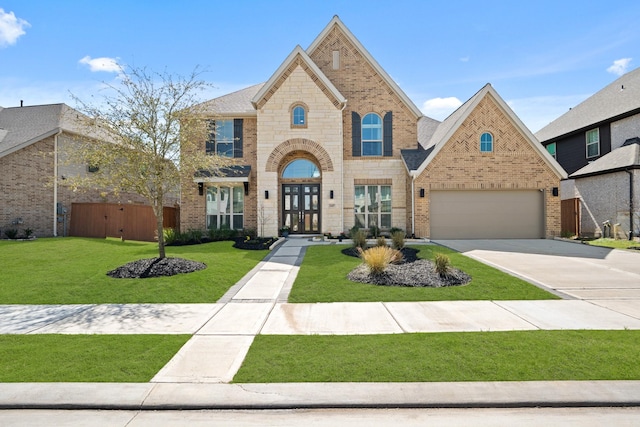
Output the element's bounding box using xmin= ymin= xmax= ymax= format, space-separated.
xmin=53 ymin=129 xmax=62 ymax=237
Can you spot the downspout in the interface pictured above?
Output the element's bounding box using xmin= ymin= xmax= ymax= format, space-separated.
xmin=340 ymin=101 xmax=347 ymax=233
xmin=411 ymin=176 xmax=416 ymax=238
xmin=53 ymin=129 xmax=62 ymax=237
xmin=626 ymin=169 xmax=634 ymax=240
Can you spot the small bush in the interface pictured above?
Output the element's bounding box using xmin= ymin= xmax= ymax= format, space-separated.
xmin=389 ymin=227 xmax=403 ymax=235
xmin=4 ymin=229 xmax=18 ymax=239
xmin=23 ymin=228 xmax=33 ymax=238
xmin=349 ymin=225 xmax=360 ymax=238
xmin=434 ymin=253 xmax=451 ymax=277
xmin=376 ymin=236 xmax=387 ymax=247
xmin=243 ymin=228 xmax=258 ymax=239
xmin=368 ymin=225 xmax=380 ymax=238
xmin=163 ymin=228 xmax=179 ymax=245
xmin=208 ymin=227 xmax=237 ymax=241
xmin=359 ymin=246 xmax=403 ymax=274
xmin=186 ymin=229 xmax=203 ymax=243
xmin=351 ymin=229 xmax=367 ymax=249
xmin=391 ymin=230 xmax=405 ymax=249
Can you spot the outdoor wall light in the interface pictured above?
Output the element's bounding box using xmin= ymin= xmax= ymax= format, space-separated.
xmin=552 ymin=187 xmax=559 ymax=197
xmin=330 ymin=190 xmax=334 ymax=199
xmin=419 ymin=188 xmax=425 ymax=198
xmin=198 ymin=182 xmax=204 ymax=196
xmin=243 ymin=182 xmax=249 ymax=196
xmin=265 ymin=190 xmax=269 ymax=199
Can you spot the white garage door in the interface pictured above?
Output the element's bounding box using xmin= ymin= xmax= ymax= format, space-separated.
xmin=430 ymin=190 xmax=544 ymax=239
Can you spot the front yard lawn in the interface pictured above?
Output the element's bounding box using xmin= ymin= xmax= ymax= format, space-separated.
xmin=0 ymin=238 xmax=268 ymax=304
xmin=0 ymin=334 xmax=189 ymax=382
xmin=586 ymin=238 xmax=640 ymax=250
xmin=288 ymin=245 xmax=558 ymax=302
xmin=234 ymin=330 xmax=640 ymax=383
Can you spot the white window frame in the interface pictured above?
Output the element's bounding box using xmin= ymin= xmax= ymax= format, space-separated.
xmin=206 ymin=185 xmax=244 ymax=230
xmin=586 ymin=128 xmax=600 ymax=158
xmin=361 ymin=113 xmax=383 ymax=156
xmin=354 ymin=184 xmax=392 ymax=229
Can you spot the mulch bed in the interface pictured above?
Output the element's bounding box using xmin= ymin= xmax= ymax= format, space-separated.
xmin=233 ymin=237 xmax=278 ymax=250
xmin=343 ymin=246 xmax=471 ymax=288
xmin=107 ymin=257 xmax=206 ymax=279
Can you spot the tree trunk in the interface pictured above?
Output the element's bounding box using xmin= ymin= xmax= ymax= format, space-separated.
xmin=154 ymin=203 xmax=166 ymax=259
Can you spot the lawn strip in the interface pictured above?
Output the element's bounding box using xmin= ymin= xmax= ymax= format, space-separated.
xmin=0 ymin=238 xmax=267 ymax=304
xmin=288 ymin=245 xmax=557 ymax=302
xmin=0 ymin=334 xmax=190 ymax=382
xmin=234 ymin=330 xmax=640 ymax=383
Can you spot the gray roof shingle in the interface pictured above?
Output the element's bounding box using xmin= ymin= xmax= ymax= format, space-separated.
xmin=536 ymin=67 xmax=640 ymax=142
xmin=570 ymin=138 xmax=640 ymax=178
xmin=196 ymin=83 xmax=264 ymax=116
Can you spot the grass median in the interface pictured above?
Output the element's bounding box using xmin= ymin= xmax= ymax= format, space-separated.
xmin=0 ymin=334 xmax=190 ymax=382
xmin=234 ymin=330 xmax=640 ymax=383
xmin=288 ymin=244 xmax=558 ymax=302
xmin=0 ymin=237 xmax=268 ymax=304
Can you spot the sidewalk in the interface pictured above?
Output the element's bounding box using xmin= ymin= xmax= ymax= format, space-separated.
xmin=1 ymin=237 xmax=640 ymax=409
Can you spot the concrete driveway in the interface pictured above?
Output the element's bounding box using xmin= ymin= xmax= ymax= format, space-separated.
xmin=433 ymin=239 xmax=640 ymax=302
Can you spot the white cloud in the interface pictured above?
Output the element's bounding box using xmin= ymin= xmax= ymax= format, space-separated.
xmin=606 ymin=58 xmax=632 ymax=76
xmin=79 ymin=56 xmax=121 ymax=73
xmin=421 ymin=97 xmax=463 ymax=120
xmin=0 ymin=8 xmax=30 ymax=47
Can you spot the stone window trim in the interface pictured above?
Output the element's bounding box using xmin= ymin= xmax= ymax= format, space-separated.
xmin=586 ymin=128 xmax=600 ymax=159
xmin=480 ymin=132 xmax=494 ymax=153
xmin=289 ymin=102 xmax=309 ymax=129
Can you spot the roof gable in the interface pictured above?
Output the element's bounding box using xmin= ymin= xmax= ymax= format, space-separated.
xmin=306 ymin=16 xmax=423 ymax=119
xmin=536 ymin=67 xmax=640 ymax=142
xmin=251 ymin=45 xmax=346 ymax=110
xmin=410 ymin=84 xmax=566 ymax=178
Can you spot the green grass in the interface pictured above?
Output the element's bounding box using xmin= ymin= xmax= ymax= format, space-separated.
xmin=0 ymin=335 xmax=189 ymax=382
xmin=234 ymin=330 xmax=640 ymax=383
xmin=288 ymin=245 xmax=557 ymax=302
xmin=587 ymin=238 xmax=640 ymax=250
xmin=0 ymin=237 xmax=267 ymax=304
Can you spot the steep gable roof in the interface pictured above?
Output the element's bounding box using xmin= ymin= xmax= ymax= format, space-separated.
xmin=306 ymin=15 xmax=423 ymax=119
xmin=570 ymin=137 xmax=640 ymax=178
xmin=0 ymin=103 xmax=85 ymax=158
xmin=405 ymin=84 xmax=566 ymax=178
xmin=536 ymin=67 xmax=640 ymax=142
xmin=196 ymin=83 xmax=264 ymax=117
xmin=251 ymin=45 xmax=346 ymax=110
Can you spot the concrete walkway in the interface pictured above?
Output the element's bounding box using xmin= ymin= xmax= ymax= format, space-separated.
xmin=2 ymin=237 xmax=640 ymax=410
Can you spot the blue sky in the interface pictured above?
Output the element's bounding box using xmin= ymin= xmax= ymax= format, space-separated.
xmin=1 ymin=0 xmax=639 ymax=132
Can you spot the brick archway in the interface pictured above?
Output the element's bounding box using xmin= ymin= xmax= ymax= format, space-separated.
xmin=265 ymin=138 xmax=334 ymax=172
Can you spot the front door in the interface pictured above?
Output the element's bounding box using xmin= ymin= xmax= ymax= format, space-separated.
xmin=282 ymin=184 xmax=321 ymax=234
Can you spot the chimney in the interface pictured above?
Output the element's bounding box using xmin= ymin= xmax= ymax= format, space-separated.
xmin=20 ymin=100 xmax=23 ymax=107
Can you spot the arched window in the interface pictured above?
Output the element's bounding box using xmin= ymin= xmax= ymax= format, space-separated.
xmin=291 ymin=105 xmax=306 ymax=127
xmin=480 ymin=132 xmax=493 ymax=152
xmin=362 ymin=113 xmax=382 ymax=156
xmin=282 ymin=159 xmax=320 ymax=178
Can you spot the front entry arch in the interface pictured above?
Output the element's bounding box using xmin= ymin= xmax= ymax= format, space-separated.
xmin=280 ymin=158 xmax=321 ymax=234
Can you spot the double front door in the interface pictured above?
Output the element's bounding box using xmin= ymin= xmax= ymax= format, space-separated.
xmin=282 ymin=184 xmax=320 ymax=234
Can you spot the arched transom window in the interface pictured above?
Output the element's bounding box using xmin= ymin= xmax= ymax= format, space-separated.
xmin=282 ymin=159 xmax=320 ymax=178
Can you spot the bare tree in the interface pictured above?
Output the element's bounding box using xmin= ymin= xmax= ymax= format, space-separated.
xmin=70 ymin=66 xmax=229 ymax=258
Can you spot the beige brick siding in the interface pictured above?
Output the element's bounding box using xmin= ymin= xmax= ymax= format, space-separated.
xmin=413 ymin=94 xmax=561 ymax=238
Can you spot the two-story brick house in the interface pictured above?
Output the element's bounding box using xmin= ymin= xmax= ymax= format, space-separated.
xmin=181 ymin=16 xmax=565 ymax=239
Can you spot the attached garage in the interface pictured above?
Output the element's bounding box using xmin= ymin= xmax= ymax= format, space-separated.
xmin=430 ymin=190 xmax=545 ymax=239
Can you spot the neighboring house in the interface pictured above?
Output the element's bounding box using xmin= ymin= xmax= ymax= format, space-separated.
xmin=536 ymin=67 xmax=640 ymax=238
xmin=181 ymin=16 xmax=564 ymax=239
xmin=0 ymin=103 xmax=151 ymax=238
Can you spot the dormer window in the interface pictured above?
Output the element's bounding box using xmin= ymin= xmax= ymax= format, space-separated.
xmin=291 ymin=103 xmax=307 ymax=128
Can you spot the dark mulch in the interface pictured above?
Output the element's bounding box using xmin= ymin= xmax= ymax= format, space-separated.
xmin=341 ymin=246 xmax=420 ymax=262
xmin=233 ymin=237 xmax=277 ymax=250
xmin=107 ymin=257 xmax=206 ymax=279
xmin=343 ymin=246 xmax=470 ymax=288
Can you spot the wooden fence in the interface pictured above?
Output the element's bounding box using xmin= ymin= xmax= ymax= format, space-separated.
xmin=69 ymin=203 xmax=179 ymax=242
xmin=561 ymin=198 xmax=580 ymax=236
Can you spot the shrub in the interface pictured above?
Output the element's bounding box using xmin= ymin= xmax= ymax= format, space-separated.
xmin=4 ymin=229 xmax=18 ymax=239
xmin=186 ymin=229 xmax=203 ymax=243
xmin=23 ymin=228 xmax=33 ymax=238
xmin=376 ymin=236 xmax=387 ymax=247
xmin=434 ymin=253 xmax=451 ymax=277
xmin=243 ymin=228 xmax=258 ymax=239
xmin=208 ymin=227 xmax=237 ymax=241
xmin=351 ymin=229 xmax=367 ymax=249
xmin=368 ymin=225 xmax=380 ymax=238
xmin=359 ymin=246 xmax=403 ymax=274
xmin=391 ymin=230 xmax=405 ymax=249
xmin=163 ymin=228 xmax=179 ymax=244
xmin=389 ymin=227 xmax=403 ymax=235
xmin=349 ymin=225 xmax=360 ymax=238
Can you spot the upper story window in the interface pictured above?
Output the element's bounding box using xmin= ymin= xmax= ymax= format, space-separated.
xmin=292 ymin=106 xmax=306 ymax=126
xmin=546 ymin=142 xmax=557 ymax=159
xmin=362 ymin=113 xmax=383 ymax=156
xmin=206 ymin=119 xmax=243 ymax=158
xmin=480 ymin=132 xmax=493 ymax=152
xmin=586 ymin=128 xmax=600 ymax=158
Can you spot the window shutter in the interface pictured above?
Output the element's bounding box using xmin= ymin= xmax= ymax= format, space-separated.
xmin=352 ymin=112 xmax=361 ymax=157
xmin=234 ymin=119 xmax=243 ymax=158
xmin=383 ymin=112 xmax=393 ymax=156
xmin=206 ymin=120 xmax=215 ymax=154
